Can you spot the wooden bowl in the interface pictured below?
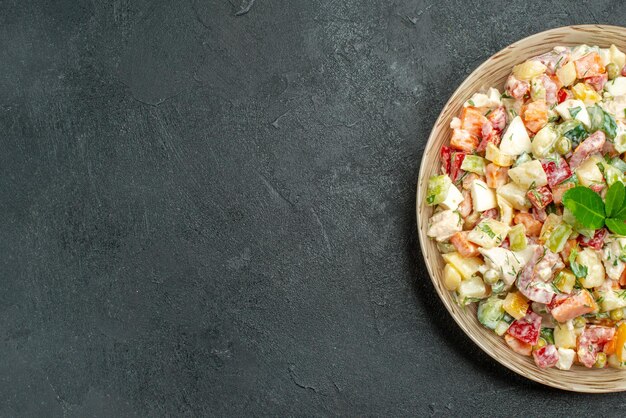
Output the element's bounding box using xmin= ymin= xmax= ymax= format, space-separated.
xmin=416 ymin=25 xmax=626 ymax=393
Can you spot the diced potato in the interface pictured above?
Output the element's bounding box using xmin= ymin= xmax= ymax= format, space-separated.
xmin=467 ymin=218 xmax=510 ymax=249
xmin=610 ymin=44 xmax=626 ymax=70
xmin=553 ymin=270 xmax=576 ymax=294
xmin=457 ymin=275 xmax=488 ymax=301
xmin=554 ymin=321 xmax=577 ymax=349
xmin=556 ymin=61 xmax=577 ymax=87
xmin=498 ymin=195 xmax=514 ymax=225
xmin=575 ymin=154 xmax=604 ymax=187
xmin=442 ymin=252 xmax=483 ymax=280
xmin=605 ymin=77 xmax=626 ymax=96
xmin=497 ymin=183 xmax=531 ymax=210
xmin=577 ymin=247 xmax=606 ymax=288
xmin=556 ymin=348 xmax=576 ymax=370
xmin=531 ymin=124 xmax=558 ymax=158
xmin=508 ymin=160 xmax=548 ymax=188
xmin=554 ymin=99 xmax=591 ymax=128
xmin=597 ymin=290 xmax=626 ymax=312
xmin=485 ymin=143 xmax=513 ymax=167
xmin=499 ymin=116 xmax=532 ymax=156
xmin=503 ymin=291 xmax=529 ymax=320
xmin=443 ymin=263 xmax=462 ymax=291
xmin=469 ymin=179 xmax=497 ymax=212
xmin=512 ymin=60 xmax=547 ymax=81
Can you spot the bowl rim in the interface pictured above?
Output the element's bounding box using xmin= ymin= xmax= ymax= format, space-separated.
xmin=416 ymin=24 xmax=626 ymax=392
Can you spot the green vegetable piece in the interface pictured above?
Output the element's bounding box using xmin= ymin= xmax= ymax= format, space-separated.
xmin=545 ymin=223 xmax=573 ymax=253
xmin=436 ymin=241 xmax=456 ymax=254
xmin=605 ymin=181 xmax=626 ymax=218
xmin=508 ymin=224 xmax=527 ymax=251
xmin=555 ymin=136 xmax=572 ymax=155
xmin=461 ymin=155 xmax=487 ymax=175
xmin=562 ymin=186 xmax=606 ymax=229
xmin=426 ymin=175 xmax=452 ymax=206
xmin=587 ymin=105 xmax=617 ymax=139
xmin=491 ymin=281 xmax=506 ymax=294
xmin=540 ymin=328 xmax=555 ymax=345
xmin=569 ymin=106 xmax=582 ymax=118
xmin=607 ymin=63 xmax=620 ymax=80
xmin=569 ymin=249 xmax=588 ymax=279
xmin=513 ymin=153 xmax=532 ymax=168
xmin=559 ymin=120 xmax=588 ymax=147
xmin=603 ymin=163 xmax=624 ymax=186
xmin=610 ymin=157 xmax=626 ymax=173
xmin=477 ymin=296 xmax=505 ymax=330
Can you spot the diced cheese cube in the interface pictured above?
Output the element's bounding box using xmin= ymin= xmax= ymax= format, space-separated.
xmin=499 ymin=116 xmax=532 ymax=156
xmin=427 ymin=210 xmax=462 ymax=242
xmin=442 ymin=252 xmax=483 ymax=280
xmin=440 ymin=183 xmax=464 ymax=211
xmin=470 ymin=179 xmax=497 ymax=212
xmin=467 ymin=218 xmax=510 ymax=249
xmin=496 ymin=182 xmax=531 ymax=210
xmin=556 ymin=348 xmax=575 ymax=370
xmin=554 ymin=99 xmax=591 ymax=128
xmin=575 ymin=154 xmax=604 ymax=187
xmin=605 ymin=77 xmax=626 ymax=96
xmin=507 ymin=160 xmax=548 ymax=188
xmin=577 ymin=247 xmax=606 ymax=288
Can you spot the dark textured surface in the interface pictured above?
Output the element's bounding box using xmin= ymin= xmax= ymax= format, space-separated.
xmin=2 ymin=0 xmax=626 ymax=416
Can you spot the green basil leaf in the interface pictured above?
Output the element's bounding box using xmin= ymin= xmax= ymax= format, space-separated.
xmin=562 ymin=186 xmax=606 ymax=229
xmin=613 ymin=204 xmax=626 ymax=221
xmin=606 ymin=218 xmax=626 ymax=236
xmin=603 ymin=111 xmax=618 ymax=139
xmin=605 ymin=181 xmax=625 ymax=218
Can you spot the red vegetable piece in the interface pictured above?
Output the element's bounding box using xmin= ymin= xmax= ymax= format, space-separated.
xmin=533 ymin=344 xmax=559 ymax=369
xmin=577 ymin=228 xmax=608 ymax=250
xmin=557 ymin=88 xmax=570 ymax=104
xmin=449 ymin=152 xmax=467 ymax=182
xmin=488 ymin=106 xmax=507 ymax=134
xmin=441 ymin=146 xmax=452 ymax=174
xmin=541 ymin=157 xmax=572 ymax=187
xmin=527 ymin=186 xmax=553 ymax=210
xmin=569 ymin=131 xmax=606 ymax=170
xmin=507 ymin=311 xmax=542 ymax=345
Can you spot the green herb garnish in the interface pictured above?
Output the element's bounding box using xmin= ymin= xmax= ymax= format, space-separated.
xmin=562 ymin=182 xmax=626 ymax=235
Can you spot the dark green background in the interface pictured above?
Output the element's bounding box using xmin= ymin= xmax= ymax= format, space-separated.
xmin=2 ymin=0 xmax=625 ymax=415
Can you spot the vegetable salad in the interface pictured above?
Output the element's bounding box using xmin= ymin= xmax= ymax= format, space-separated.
xmin=426 ymin=44 xmax=626 ymax=370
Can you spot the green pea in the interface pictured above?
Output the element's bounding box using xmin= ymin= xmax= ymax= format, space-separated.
xmin=611 ymin=308 xmax=624 ymax=321
xmin=483 ymin=269 xmax=499 ymax=285
xmin=573 ymin=316 xmax=587 ymax=329
xmin=555 ymin=136 xmax=572 ymax=155
xmin=595 ymin=352 xmax=607 ymax=368
xmin=607 ymin=63 xmax=620 ymax=80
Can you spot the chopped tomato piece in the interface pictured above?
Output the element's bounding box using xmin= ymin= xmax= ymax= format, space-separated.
xmin=574 ymin=52 xmax=605 ymax=79
xmin=485 ymin=163 xmax=508 ymax=189
xmin=533 ymin=345 xmax=559 ymax=369
xmin=521 ymin=100 xmax=548 ymax=133
xmin=450 ymin=128 xmax=478 ymax=152
xmin=450 ymin=232 xmax=480 ymax=257
xmin=541 ymin=157 xmax=572 ymax=187
xmin=507 ymin=311 xmax=542 ymax=345
xmin=504 ymin=333 xmax=532 ymax=357
xmin=577 ymin=228 xmax=608 ymax=250
xmin=550 ymin=289 xmax=597 ymax=323
xmin=513 ymin=213 xmax=542 ymax=237
xmin=527 ymin=186 xmax=553 ymax=210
